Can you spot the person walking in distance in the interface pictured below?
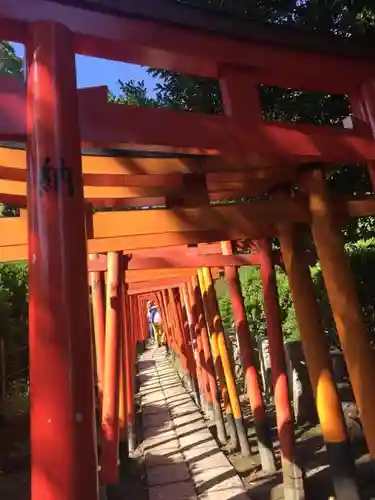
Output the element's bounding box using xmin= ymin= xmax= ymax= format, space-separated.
xmin=146 ymin=301 xmax=155 ymax=344
xmin=150 ymin=302 xmax=164 ymax=348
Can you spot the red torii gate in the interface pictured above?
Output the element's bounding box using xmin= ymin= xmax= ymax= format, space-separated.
xmin=1 ymin=1 xmax=375 ymax=500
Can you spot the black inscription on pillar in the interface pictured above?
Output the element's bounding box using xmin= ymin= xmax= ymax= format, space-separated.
xmin=39 ymin=157 xmax=53 ymax=197
xmin=39 ymin=157 xmax=75 ymax=198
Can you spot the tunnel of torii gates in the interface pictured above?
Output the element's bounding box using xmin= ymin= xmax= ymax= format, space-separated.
xmin=4 ymin=2 xmax=375 ymax=500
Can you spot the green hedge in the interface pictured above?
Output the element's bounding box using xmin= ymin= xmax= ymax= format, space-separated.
xmin=1 ymin=239 xmax=375 ymax=358
xmin=217 ymin=239 xmax=375 ymax=348
xmin=0 ymin=262 xmax=28 ymax=347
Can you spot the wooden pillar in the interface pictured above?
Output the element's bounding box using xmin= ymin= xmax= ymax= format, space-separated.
xmin=174 ymin=287 xmax=200 ymax=402
xmin=276 ymin=210 xmax=361 ymax=499
xmin=118 ymin=337 xmax=127 ymax=446
xmin=142 ymin=296 xmax=150 ymax=344
xmin=156 ymin=291 xmax=170 ymax=351
xmin=186 ymin=281 xmax=212 ymax=414
xmin=257 ymin=239 xmax=304 ymax=498
xmin=168 ymin=288 xmax=190 ymax=379
xmin=221 ymin=241 xmax=276 ymax=472
xmin=125 ymin=293 xmax=136 ymax=453
xmin=164 ymin=290 xmax=178 ymax=358
xmin=26 ymin=21 xmax=98 ymax=500
xmin=161 ymin=290 xmax=174 ymax=354
xmin=89 ymin=255 xmax=106 ymax=406
xmin=181 ymin=283 xmax=205 ymax=409
xmin=200 ymin=267 xmax=251 ymax=457
xmin=119 ymin=282 xmax=129 ymax=456
xmin=198 ymin=268 xmax=234 ymax=446
xmin=192 ymin=275 xmax=226 ymax=443
xmin=301 ymin=168 xmax=375 ymax=462
xmin=101 ymin=252 xmax=123 ymax=484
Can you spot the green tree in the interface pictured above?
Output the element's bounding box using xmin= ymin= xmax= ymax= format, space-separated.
xmin=146 ymin=1 xmax=375 ymax=243
xmin=109 ymin=79 xmax=162 ymax=107
xmin=0 ymin=43 xmax=28 ymax=392
xmin=0 ymin=41 xmax=23 ymax=79
xmin=0 ymin=41 xmax=23 ymax=218
xmin=218 ymin=265 xmax=299 ymax=343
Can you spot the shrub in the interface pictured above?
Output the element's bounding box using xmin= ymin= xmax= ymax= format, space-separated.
xmin=217 ymin=239 xmax=375 ymax=348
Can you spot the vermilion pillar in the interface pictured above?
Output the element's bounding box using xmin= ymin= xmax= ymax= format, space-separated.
xmin=165 ymin=290 xmax=178 ymax=357
xmin=186 ymin=282 xmax=212 ymax=414
xmin=257 ymin=239 xmax=304 ymax=498
xmin=27 ymin=21 xmax=98 ymax=500
xmin=161 ymin=290 xmax=174 ymax=352
xmin=198 ymin=269 xmax=234 ymax=446
xmin=221 ymin=241 xmax=276 ymax=472
xmin=302 ymin=168 xmax=375 ymax=462
xmin=168 ymin=288 xmax=190 ymax=380
xmin=89 ymin=254 xmax=106 ymax=405
xmin=157 ymin=291 xmax=171 ymax=351
xmin=119 ymin=282 xmax=129 ymax=453
xmin=201 ymin=267 xmax=251 ymax=457
xmin=276 ymin=212 xmax=360 ymax=499
xmin=181 ymin=283 xmax=205 ymax=408
xmin=192 ymin=275 xmax=226 ymax=444
xmin=101 ymin=252 xmax=123 ymax=484
xmin=178 ymin=285 xmax=200 ymax=404
xmin=125 ymin=293 xmax=136 ymax=453
xmin=118 ymin=337 xmax=127 ymax=446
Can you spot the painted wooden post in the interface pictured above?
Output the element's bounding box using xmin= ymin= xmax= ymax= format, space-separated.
xmin=221 ymin=241 xmax=276 ymax=472
xmin=186 ymin=281 xmax=213 ymax=415
xmin=276 ymin=207 xmax=361 ymax=499
xmin=125 ymin=293 xmax=136 ymax=453
xmin=192 ymin=275 xmax=226 ymax=443
xmin=257 ymin=238 xmax=304 ymax=499
xmin=201 ymin=267 xmax=251 ymax=457
xmin=156 ymin=291 xmax=171 ymax=353
xmin=181 ymin=283 xmax=205 ymax=408
xmin=89 ymin=254 xmax=106 ymax=406
xmin=26 ymin=21 xmax=98 ymax=500
xmin=101 ymin=252 xmax=123 ymax=484
xmin=302 ymin=168 xmax=375 ymax=462
xmin=168 ymin=288 xmax=190 ymax=382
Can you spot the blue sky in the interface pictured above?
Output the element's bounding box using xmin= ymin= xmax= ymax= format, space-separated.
xmin=11 ymin=42 xmax=157 ymax=96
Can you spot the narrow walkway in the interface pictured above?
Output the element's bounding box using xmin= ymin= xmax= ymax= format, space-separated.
xmin=139 ymin=346 xmax=250 ymax=500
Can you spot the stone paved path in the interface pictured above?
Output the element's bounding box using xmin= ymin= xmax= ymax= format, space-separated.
xmin=139 ymin=346 xmax=251 ymax=500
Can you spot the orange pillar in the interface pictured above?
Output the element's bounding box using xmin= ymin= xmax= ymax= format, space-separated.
xmin=181 ymin=283 xmax=205 ymax=408
xmin=302 ymin=168 xmax=375 ymax=461
xmin=119 ymin=282 xmax=129 ymax=457
xmin=118 ymin=340 xmax=127 ymax=446
xmin=192 ymin=275 xmax=226 ymax=444
xmin=89 ymin=255 xmax=106 ymax=406
xmin=198 ymin=269 xmax=235 ymax=452
xmin=101 ymin=252 xmax=123 ymax=484
xmin=164 ymin=290 xmax=177 ymax=357
xmin=201 ymin=267 xmax=251 ymax=457
xmin=174 ymin=287 xmax=200 ymax=401
xmin=27 ymin=21 xmax=98 ymax=500
xmin=168 ymin=288 xmax=190 ymax=380
xmin=157 ymin=291 xmax=171 ymax=352
xmin=161 ymin=290 xmax=175 ymax=353
xmin=186 ymin=282 xmax=212 ymax=414
xmin=125 ymin=293 xmax=136 ymax=453
xmin=221 ymin=241 xmax=276 ymax=472
xmin=257 ymin=238 xmax=304 ymax=497
xmin=141 ymin=297 xmax=149 ymax=344
xmin=276 ymin=211 xmax=361 ymax=499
